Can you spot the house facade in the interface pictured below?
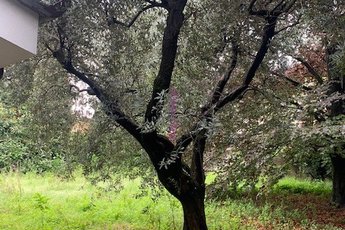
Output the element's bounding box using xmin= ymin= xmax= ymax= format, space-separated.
xmin=0 ymin=0 xmax=66 ymax=68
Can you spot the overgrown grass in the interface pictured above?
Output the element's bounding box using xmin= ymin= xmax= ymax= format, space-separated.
xmin=0 ymin=171 xmax=182 ymax=230
xmin=273 ymin=176 xmax=332 ymax=196
xmin=0 ymin=172 xmax=340 ymax=230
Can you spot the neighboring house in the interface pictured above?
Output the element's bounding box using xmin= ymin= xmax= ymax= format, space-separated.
xmin=0 ymin=0 xmax=67 ymax=69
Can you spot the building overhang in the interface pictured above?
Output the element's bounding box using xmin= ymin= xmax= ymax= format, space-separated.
xmin=0 ymin=0 xmax=68 ymax=68
xmin=16 ymin=0 xmax=68 ymax=20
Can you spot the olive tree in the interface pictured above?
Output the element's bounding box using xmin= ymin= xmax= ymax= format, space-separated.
xmin=278 ymin=0 xmax=345 ymax=206
xmin=41 ymin=0 xmax=297 ymax=229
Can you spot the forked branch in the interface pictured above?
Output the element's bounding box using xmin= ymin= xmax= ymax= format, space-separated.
xmin=177 ymin=0 xmax=297 ymax=154
xmin=210 ymin=39 xmax=239 ymax=107
xmin=145 ymin=0 xmax=188 ymax=124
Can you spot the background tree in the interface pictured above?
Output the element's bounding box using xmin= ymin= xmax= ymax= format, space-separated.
xmin=0 ymin=56 xmax=77 ymax=174
xmin=210 ymin=0 xmax=345 ymax=207
xmin=285 ymin=0 xmax=345 ymax=206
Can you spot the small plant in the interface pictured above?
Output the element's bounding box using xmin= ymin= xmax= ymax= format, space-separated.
xmin=33 ymin=192 xmax=49 ymax=211
xmin=33 ymin=193 xmax=49 ymax=228
xmin=81 ymin=196 xmax=96 ymax=212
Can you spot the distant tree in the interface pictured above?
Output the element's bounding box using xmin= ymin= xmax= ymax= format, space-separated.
xmin=288 ymin=0 xmax=345 ymax=207
xmin=0 ymin=57 xmax=76 ymax=174
xmin=211 ymin=0 xmax=345 ymax=208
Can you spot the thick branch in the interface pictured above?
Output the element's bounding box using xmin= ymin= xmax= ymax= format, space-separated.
xmin=145 ymin=0 xmax=187 ymax=123
xmin=272 ymin=0 xmax=288 ymax=13
xmin=215 ymin=85 xmax=248 ymax=110
xmin=47 ymin=30 xmax=141 ymax=140
xmin=271 ymin=71 xmax=312 ymax=90
xmin=210 ymin=40 xmax=239 ymax=106
xmin=248 ymin=0 xmax=269 ymax=17
xmin=144 ymin=0 xmax=165 ymax=5
xmin=70 ymin=84 xmax=97 ymax=95
xmin=278 ymin=0 xmax=296 ymax=13
xmin=216 ymin=3 xmax=286 ymax=110
xmin=191 ymin=134 xmax=207 ymax=186
xmin=248 ymin=86 xmax=303 ymax=109
xmin=174 ymin=125 xmax=197 ymax=154
xmin=168 ymin=1 xmax=298 ymax=197
xmin=66 ymin=63 xmax=141 ymax=139
xmin=274 ymin=14 xmax=300 ymax=35
xmin=249 ymin=0 xmax=296 ymax=18
xmin=107 ymin=3 xmax=166 ymax=27
xmin=176 ymin=0 xmax=294 ymax=154
xmin=293 ymin=56 xmax=324 ymax=84
xmin=245 ymin=21 xmax=276 ymax=85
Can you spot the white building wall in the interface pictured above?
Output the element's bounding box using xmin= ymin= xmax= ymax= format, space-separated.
xmin=0 ymin=0 xmax=39 ymax=68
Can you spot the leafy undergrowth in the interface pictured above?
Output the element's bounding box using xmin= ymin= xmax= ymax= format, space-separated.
xmin=0 ymin=172 xmax=343 ymax=230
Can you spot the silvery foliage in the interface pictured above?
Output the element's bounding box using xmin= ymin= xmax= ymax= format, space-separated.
xmin=291 ymin=86 xmax=345 ymax=158
xmin=195 ymin=115 xmax=222 ymax=139
xmin=158 ymin=146 xmax=185 ymax=170
xmin=140 ymin=89 xmax=169 ymax=134
xmin=332 ymin=42 xmax=345 ymax=77
xmin=158 ymin=152 xmax=179 ymax=170
xmin=140 ymin=120 xmax=157 ymax=134
xmin=293 ymin=114 xmax=345 ymax=157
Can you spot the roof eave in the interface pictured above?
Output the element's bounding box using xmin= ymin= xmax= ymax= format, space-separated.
xmin=16 ymin=0 xmax=67 ymax=19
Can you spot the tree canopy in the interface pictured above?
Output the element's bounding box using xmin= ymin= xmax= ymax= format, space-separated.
xmin=1 ymin=0 xmax=344 ymax=229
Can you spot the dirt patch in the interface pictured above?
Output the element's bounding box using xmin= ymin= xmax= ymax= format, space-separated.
xmin=268 ymin=194 xmax=345 ymax=229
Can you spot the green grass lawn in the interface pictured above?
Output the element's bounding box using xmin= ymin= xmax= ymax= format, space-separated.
xmin=0 ymin=171 xmax=341 ymax=230
xmin=273 ymin=177 xmax=332 ymax=196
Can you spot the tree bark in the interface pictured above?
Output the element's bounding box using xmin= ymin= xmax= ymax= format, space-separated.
xmin=331 ymin=154 xmax=345 ymax=207
xmin=180 ymin=193 xmax=207 ymax=230
xmin=324 ymin=42 xmax=345 ymax=207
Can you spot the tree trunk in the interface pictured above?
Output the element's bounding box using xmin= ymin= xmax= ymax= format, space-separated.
xmin=180 ymin=194 xmax=207 ymax=230
xmin=331 ymin=154 xmax=345 ymax=207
